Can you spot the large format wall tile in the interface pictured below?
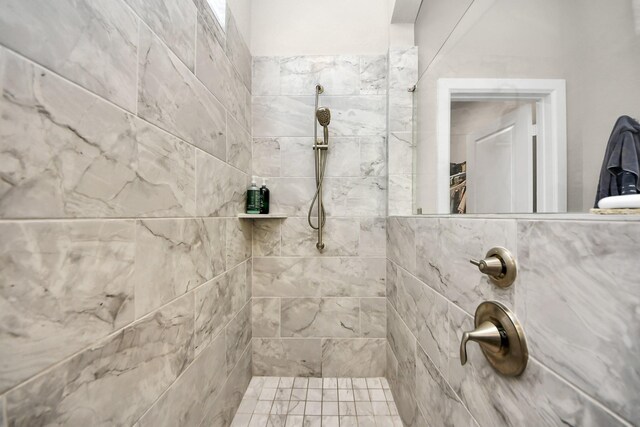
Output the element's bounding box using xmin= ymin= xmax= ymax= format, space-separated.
xmin=252 ymin=138 xmax=281 ymax=177
xmin=518 ymin=220 xmax=640 ymax=423
xmin=124 ymin=0 xmax=196 ymax=71
xmin=252 ymin=298 xmax=280 ymax=337
xmin=0 ymin=220 xmax=135 ymax=394
xmin=415 ymin=217 xmax=517 ymax=314
xmin=280 ymin=56 xmax=360 ymax=96
xmin=447 ymin=303 xmax=625 ymax=427
xmin=320 ymin=258 xmax=386 ymax=297
xmin=253 ymin=56 xmax=280 ymax=96
xmin=225 ymin=303 xmax=251 ymax=375
xmin=196 ymin=150 xmax=247 ymax=217
xmin=252 ymin=338 xmax=322 ymax=377
xmin=266 ymin=178 xmax=316 ymax=216
xmin=415 ymin=344 xmax=475 ymax=427
xmin=253 ymin=257 xmax=322 ymax=297
xmin=387 ymin=261 xmax=449 ymax=374
xmin=134 ymin=218 xmax=225 ymax=317
xmin=281 ymin=298 xmax=360 ymax=338
xmin=137 ymin=332 xmax=226 ymax=427
xmin=252 ymin=219 xmax=282 ymax=256
xmin=360 ymin=55 xmax=388 ymax=95
xmin=0 ymin=48 xmax=196 ymax=219
xmin=253 ymin=96 xmax=315 ymax=137
xmin=324 ymin=177 xmax=387 ymax=217
xmin=361 ymin=298 xmax=387 ymax=338
xmin=387 ymin=217 xmax=417 ymax=274
xmin=323 ymin=96 xmax=387 ymax=137
xmin=387 ymin=302 xmax=418 ymax=426
xmin=227 ymin=114 xmax=252 ymax=173
xmin=251 ymin=52 xmax=389 ymax=378
xmin=321 ymin=339 xmax=386 ymax=377
xmin=0 ymin=0 xmax=138 ymax=111
xmin=226 ymin=218 xmax=252 ymax=269
xmin=388 ymin=215 xmax=635 ymax=427
xmin=138 ymin=26 xmax=226 ymax=159
xmin=225 ymin=8 xmax=252 ymax=91
xmin=196 ymin=17 xmax=251 ymax=131
xmin=5 ymin=293 xmax=194 ymax=426
xmin=281 ymin=218 xmax=360 ymax=256
xmin=200 ymin=338 xmax=252 ymax=427
xmin=195 ymin=262 xmax=248 ymax=355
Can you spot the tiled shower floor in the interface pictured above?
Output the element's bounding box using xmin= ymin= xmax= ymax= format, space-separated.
xmin=231 ymin=377 xmax=403 ymax=427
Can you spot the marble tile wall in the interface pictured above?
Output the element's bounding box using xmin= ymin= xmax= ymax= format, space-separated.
xmin=386 ymin=215 xmax=639 ymax=426
xmin=251 ymin=54 xmax=389 ymax=377
xmin=0 ymin=1 xmax=252 ymax=426
xmin=388 ymin=48 xmax=418 ymax=216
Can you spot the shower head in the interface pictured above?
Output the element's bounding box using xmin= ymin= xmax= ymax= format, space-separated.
xmin=316 ymin=107 xmax=331 ymax=127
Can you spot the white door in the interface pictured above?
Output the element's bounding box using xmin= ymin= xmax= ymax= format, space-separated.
xmin=466 ymin=104 xmax=534 ymax=213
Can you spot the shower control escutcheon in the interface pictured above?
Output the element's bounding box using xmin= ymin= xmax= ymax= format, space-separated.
xmin=460 ymin=301 xmax=528 ymax=376
xmin=470 ymin=247 xmax=517 ymax=287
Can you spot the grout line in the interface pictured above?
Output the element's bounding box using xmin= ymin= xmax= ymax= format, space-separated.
xmin=135 ymin=19 xmax=141 ymax=117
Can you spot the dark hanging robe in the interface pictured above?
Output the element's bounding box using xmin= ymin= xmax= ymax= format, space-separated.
xmin=594 ymin=115 xmax=640 ymax=207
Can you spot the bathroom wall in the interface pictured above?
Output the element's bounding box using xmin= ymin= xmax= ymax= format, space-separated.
xmin=251 ymin=54 xmax=389 ymax=377
xmin=0 ymin=0 xmax=252 ymax=425
xmin=251 ymin=0 xmax=391 ymax=56
xmin=386 ymin=215 xmax=639 ymax=426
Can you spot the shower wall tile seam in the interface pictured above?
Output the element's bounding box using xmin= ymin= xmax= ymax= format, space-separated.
xmin=133 ymin=312 xmax=252 ymax=426
xmin=386 ymin=216 xmax=640 ymax=426
xmin=0 ymin=43 xmax=250 ymax=179
xmin=119 ymin=0 xmax=196 ymax=77
xmin=128 ymin=2 xmax=252 ymax=132
xmin=1 ymin=262 xmax=249 ymax=396
xmin=1 ymin=9 xmax=251 ymax=142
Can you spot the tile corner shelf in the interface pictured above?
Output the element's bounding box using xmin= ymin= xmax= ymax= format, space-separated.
xmin=237 ymin=213 xmax=287 ymax=219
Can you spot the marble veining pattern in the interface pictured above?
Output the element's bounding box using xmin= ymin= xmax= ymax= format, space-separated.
xmin=5 ymin=294 xmax=194 ymax=426
xmin=134 ymin=218 xmax=226 ymax=317
xmin=138 ymin=26 xmax=227 ymax=160
xmin=518 ymin=220 xmax=640 ymax=423
xmin=195 ymin=150 xmax=247 ymax=217
xmin=0 ymin=220 xmax=135 ymax=394
xmin=0 ymin=48 xmax=196 ymax=219
xmin=280 ymin=298 xmax=360 ymax=338
xmin=1 ymin=0 xmax=253 ymax=424
xmin=196 ymin=16 xmax=251 ymax=131
xmin=386 ymin=216 xmax=637 ymax=427
xmin=195 ymin=262 xmax=249 ymax=355
xmin=124 ymin=0 xmax=196 ymax=70
xmin=251 ymin=53 xmax=389 ymax=378
xmin=137 ymin=332 xmax=227 ymax=427
xmin=0 ymin=0 xmax=139 ymax=111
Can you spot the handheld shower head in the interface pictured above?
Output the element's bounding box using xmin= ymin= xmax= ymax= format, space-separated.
xmin=316 ymin=107 xmax=331 ymax=127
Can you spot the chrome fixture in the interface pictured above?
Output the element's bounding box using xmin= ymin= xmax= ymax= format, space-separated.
xmin=460 ymin=301 xmax=528 ymax=376
xmin=307 ymin=84 xmax=330 ymax=252
xmin=470 ymin=247 xmax=517 ymax=287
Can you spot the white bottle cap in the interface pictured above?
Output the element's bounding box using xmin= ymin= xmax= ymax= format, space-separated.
xmin=251 ymin=176 xmax=257 ymax=184
xmin=262 ymin=178 xmax=267 ymax=186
